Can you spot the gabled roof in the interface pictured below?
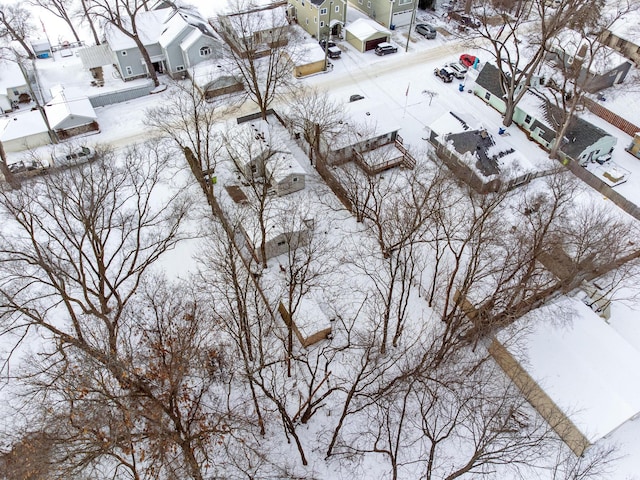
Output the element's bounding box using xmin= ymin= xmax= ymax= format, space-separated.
xmin=474 ymin=62 xmax=506 ymax=99
xmin=45 ymin=90 xmax=97 ymax=129
xmin=159 ymin=8 xmax=217 ymax=48
xmin=105 ymin=8 xmax=173 ymax=51
xmin=445 ymin=129 xmax=499 ymax=176
xmin=345 ymin=18 xmax=391 ymax=41
xmin=0 ymin=60 xmax=27 ymax=91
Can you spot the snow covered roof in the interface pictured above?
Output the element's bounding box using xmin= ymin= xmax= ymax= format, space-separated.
xmin=221 ymin=2 xmax=288 ymax=37
xmin=45 ymin=90 xmax=97 ymax=129
xmin=292 ymin=296 xmax=332 ymax=340
xmin=291 ymin=42 xmax=327 ymax=66
xmin=498 ymin=296 xmax=640 ymax=443
xmin=189 ymin=59 xmax=239 ymax=89
xmin=78 ymin=44 xmax=114 ymax=69
xmin=334 ymin=98 xmax=401 ymax=150
xmin=0 ymin=61 xmax=27 ymax=90
xmin=0 ymin=111 xmax=47 ymax=142
xmin=159 ymin=8 xmax=216 ymax=48
xmin=105 ymin=8 xmax=173 ymax=51
xmin=550 ymin=30 xmax=631 ymax=73
xmin=345 ymin=18 xmax=391 ymax=41
xmin=608 ymin=13 xmax=640 ymax=43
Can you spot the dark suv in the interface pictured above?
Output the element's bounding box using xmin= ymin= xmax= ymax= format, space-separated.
xmin=434 ymin=68 xmax=453 ymax=83
xmin=416 ymin=23 xmax=437 ymax=39
xmin=375 ymin=43 xmax=398 ymax=55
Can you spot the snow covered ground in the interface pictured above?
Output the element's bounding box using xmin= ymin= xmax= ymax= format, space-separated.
xmin=3 ymin=1 xmax=640 ymax=478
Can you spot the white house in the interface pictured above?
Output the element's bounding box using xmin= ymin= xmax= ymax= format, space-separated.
xmin=45 ymin=87 xmax=99 ymax=139
xmin=0 ymin=60 xmax=30 ymax=113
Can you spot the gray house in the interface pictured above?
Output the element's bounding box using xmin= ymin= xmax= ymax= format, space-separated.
xmin=547 ymin=30 xmax=632 ymax=93
xmin=104 ymin=7 xmax=221 ymax=81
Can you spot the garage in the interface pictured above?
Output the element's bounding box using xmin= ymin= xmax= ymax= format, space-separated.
xmin=364 ymin=37 xmax=388 ymax=51
xmin=345 ymin=18 xmax=391 ymax=53
xmin=391 ymin=9 xmax=413 ymax=28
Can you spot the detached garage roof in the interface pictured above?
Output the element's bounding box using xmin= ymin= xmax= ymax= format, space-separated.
xmin=345 ymin=18 xmax=391 ymax=41
xmin=497 ymin=296 xmax=640 ymax=444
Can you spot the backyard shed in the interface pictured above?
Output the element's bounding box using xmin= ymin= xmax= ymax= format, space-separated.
xmin=278 ymin=297 xmax=332 ymax=347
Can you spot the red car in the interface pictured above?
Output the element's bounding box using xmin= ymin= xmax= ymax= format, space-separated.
xmin=460 ymin=54 xmax=478 ymax=67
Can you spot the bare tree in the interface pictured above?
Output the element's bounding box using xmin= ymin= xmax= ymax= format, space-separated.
xmin=145 ymin=80 xmax=231 ymax=200
xmin=470 ymin=0 xmax=601 ymax=125
xmin=217 ymin=0 xmax=298 ymax=119
xmin=0 ymin=3 xmax=36 ymax=59
xmin=86 ymin=0 xmax=164 ymax=87
xmin=0 ymin=144 xmax=224 ymax=479
xmin=540 ymin=1 xmax=638 ymax=159
xmin=283 ymin=88 xmax=346 ymax=166
xmin=29 ymin=0 xmax=82 ymax=43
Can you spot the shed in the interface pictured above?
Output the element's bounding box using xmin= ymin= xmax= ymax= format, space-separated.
xmin=278 ymin=297 xmax=332 ymax=347
xmin=189 ymin=60 xmax=244 ymax=99
xmin=345 ymin=18 xmax=391 ymax=53
xmin=490 ymin=296 xmax=640 ymax=456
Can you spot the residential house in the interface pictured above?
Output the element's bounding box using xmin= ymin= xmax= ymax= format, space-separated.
xmin=547 ymin=30 xmax=632 ymax=93
xmin=474 ymin=63 xmax=617 ymax=165
xmin=104 ymin=7 xmax=221 ymax=81
xmin=318 ymin=98 xmax=415 ymax=174
xmin=232 ymin=119 xmax=307 ymax=196
xmin=0 ymin=60 xmax=30 ymax=113
xmin=286 ymin=0 xmax=347 ymax=41
xmin=490 ymin=296 xmax=640 ymax=456
xmin=427 ymin=111 xmax=555 ymax=193
xmin=348 ymin=0 xmax=415 ymax=29
xmin=344 ymin=17 xmax=390 ymax=52
xmin=599 ymin=16 xmax=640 ymax=66
xmin=216 ymin=1 xmax=290 ymax=58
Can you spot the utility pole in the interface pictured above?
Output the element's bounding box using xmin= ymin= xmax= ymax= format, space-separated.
xmin=324 ymin=1 xmax=333 ymax=71
xmin=405 ymin=0 xmax=419 ymax=53
xmin=13 ymin=49 xmax=58 ymax=145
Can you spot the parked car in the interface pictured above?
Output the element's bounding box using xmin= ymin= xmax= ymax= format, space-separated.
xmin=415 ymin=23 xmax=437 ymax=39
xmin=434 ymin=68 xmax=453 ymax=83
xmin=51 ymin=146 xmax=96 ymax=168
xmin=375 ymin=42 xmax=398 ymax=56
xmin=459 ymin=54 xmax=478 ymax=67
xmin=319 ymin=39 xmax=336 ymax=50
xmin=446 ymin=62 xmax=468 ymax=79
xmin=349 ymin=94 xmax=365 ymax=102
xmin=8 ymin=159 xmax=46 ymax=174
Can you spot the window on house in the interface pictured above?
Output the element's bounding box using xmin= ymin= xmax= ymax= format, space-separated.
xmin=399 ymin=0 xmax=412 ymax=4
xmin=306 ymin=18 xmax=309 ymax=25
xmin=277 ymin=240 xmax=286 ymax=246
xmin=293 ymin=177 xmax=298 ymax=182
xmin=176 ymin=65 xmax=185 ymax=71
xmin=121 ymin=51 xmax=127 ymax=56
xmin=200 ymin=46 xmax=212 ymax=56
xmin=125 ymin=66 xmax=133 ymax=75
xmin=367 ymin=1 xmax=371 ymax=7
xmin=359 ymin=0 xmax=363 ymax=4
xmin=525 ymin=115 xmax=531 ymax=124
xmin=320 ymin=7 xmax=327 ymax=14
xmin=484 ymin=92 xmax=491 ymax=100
xmin=314 ymin=17 xmax=317 ymax=23
xmin=335 ymin=5 xmax=339 ymax=11
xmin=320 ymin=21 xmax=324 ymax=27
